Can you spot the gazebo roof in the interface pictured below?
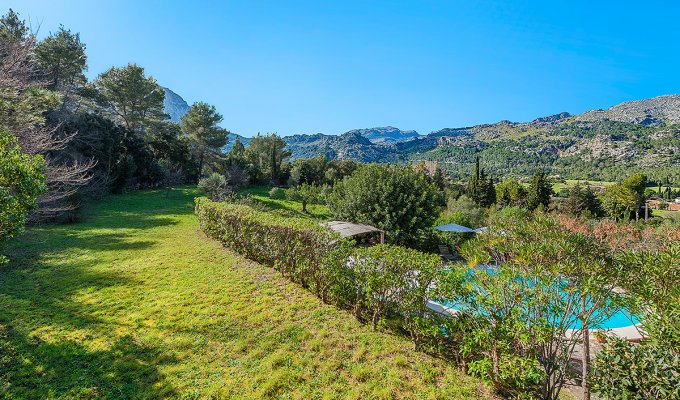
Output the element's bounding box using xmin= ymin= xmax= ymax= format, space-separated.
xmin=323 ymin=220 xmax=383 ymax=239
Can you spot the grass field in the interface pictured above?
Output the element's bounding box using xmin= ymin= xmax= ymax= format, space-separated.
xmin=240 ymin=185 xmax=331 ymax=219
xmin=0 ymin=187 xmax=491 ymax=399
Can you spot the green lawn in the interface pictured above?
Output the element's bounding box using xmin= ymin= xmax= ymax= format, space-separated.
xmin=551 ymin=179 xmax=616 ymax=192
xmin=0 ymin=187 xmax=491 ymax=399
xmin=239 ymin=185 xmax=331 ymax=219
xmin=654 ymin=209 xmax=680 ymax=220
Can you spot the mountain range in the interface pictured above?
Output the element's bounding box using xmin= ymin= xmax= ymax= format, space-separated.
xmin=163 ymin=90 xmax=680 ymax=183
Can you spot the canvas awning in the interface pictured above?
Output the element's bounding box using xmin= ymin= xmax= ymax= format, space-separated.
xmin=323 ymin=221 xmax=384 ymax=243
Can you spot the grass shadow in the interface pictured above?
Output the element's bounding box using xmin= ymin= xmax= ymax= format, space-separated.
xmin=0 ymin=326 xmax=176 ymax=398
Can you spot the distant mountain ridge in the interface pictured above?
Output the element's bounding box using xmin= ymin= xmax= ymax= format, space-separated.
xmin=282 ymin=94 xmax=680 ymax=183
xmin=162 ymin=87 xmax=190 ymax=122
xmin=162 ymin=87 xmax=680 ymax=182
xmin=161 ymin=87 xmax=249 ymax=151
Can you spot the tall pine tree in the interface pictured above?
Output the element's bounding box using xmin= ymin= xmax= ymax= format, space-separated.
xmin=467 ymin=156 xmax=496 ymax=207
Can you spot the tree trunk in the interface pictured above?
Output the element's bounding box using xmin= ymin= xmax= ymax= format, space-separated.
xmin=198 ymin=150 xmax=205 ymax=180
xmin=581 ymin=297 xmax=591 ymax=400
xmin=302 ymin=199 xmax=308 ymax=213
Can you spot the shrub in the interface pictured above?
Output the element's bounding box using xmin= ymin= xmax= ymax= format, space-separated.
xmin=268 ymin=187 xmax=282 ymax=199
xmin=195 ymin=198 xmax=445 ymax=347
xmin=0 ymin=131 xmax=46 ymax=265
xmin=354 ymin=245 xmax=443 ymax=348
xmin=197 ymin=173 xmax=230 ymax=201
xmin=591 ymin=338 xmax=680 ymax=399
xmin=194 ymin=197 xmax=336 ymax=289
xmin=328 ymin=164 xmax=442 ymax=245
xmin=284 ymin=183 xmax=327 ymax=212
xmin=443 ymin=195 xmax=485 ymax=228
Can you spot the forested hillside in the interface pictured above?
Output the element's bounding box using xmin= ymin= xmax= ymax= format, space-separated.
xmin=284 ymin=96 xmax=680 ymax=183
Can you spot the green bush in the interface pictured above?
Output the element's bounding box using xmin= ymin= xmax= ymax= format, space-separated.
xmin=328 ymin=164 xmax=442 ymax=246
xmin=195 ymin=198 xmax=445 ymax=345
xmin=353 ymin=245 xmax=444 ymax=348
xmin=195 ymin=198 xmax=333 ymax=285
xmin=268 ymin=186 xmax=282 ymax=199
xmin=197 ymin=173 xmax=230 ymax=201
xmin=592 ymin=338 xmax=680 ymax=399
xmin=284 ymin=183 xmax=328 ymax=213
xmin=0 ymin=131 xmax=46 ymax=265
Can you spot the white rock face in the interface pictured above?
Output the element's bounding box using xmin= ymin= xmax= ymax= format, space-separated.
xmin=575 ymin=94 xmax=680 ymax=125
xmin=163 ymin=87 xmax=190 ymax=122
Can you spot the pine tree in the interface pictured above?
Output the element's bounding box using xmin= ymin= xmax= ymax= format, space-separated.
xmin=467 ymin=157 xmax=496 ymax=207
xmin=527 ymin=169 xmax=553 ymax=211
xmin=180 ymin=102 xmax=229 ymax=179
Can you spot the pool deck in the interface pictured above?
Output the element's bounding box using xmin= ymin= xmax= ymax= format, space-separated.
xmin=605 ymin=324 xmax=646 ymax=342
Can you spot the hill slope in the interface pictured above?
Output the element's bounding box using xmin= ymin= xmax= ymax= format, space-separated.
xmin=283 ymin=95 xmax=680 ymax=182
xmin=1 ymin=188 xmax=492 ymax=399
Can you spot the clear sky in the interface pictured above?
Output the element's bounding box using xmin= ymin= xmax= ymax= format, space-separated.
xmin=6 ymin=1 xmax=680 ymax=137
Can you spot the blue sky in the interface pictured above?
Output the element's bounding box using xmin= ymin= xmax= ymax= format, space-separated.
xmin=7 ymin=1 xmax=680 ymax=137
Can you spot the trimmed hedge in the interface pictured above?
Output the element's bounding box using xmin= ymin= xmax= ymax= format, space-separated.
xmin=194 ymin=198 xmax=444 ymax=333
xmin=195 ymin=198 xmax=335 ymax=291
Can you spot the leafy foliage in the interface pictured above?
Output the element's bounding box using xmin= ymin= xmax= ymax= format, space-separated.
xmin=35 ymin=25 xmax=87 ymax=90
xmin=495 ymin=179 xmax=527 ymax=208
xmin=592 ymin=338 xmax=680 ymax=400
xmin=328 ymin=164 xmax=443 ymax=245
xmin=180 ymin=102 xmax=229 ymax=179
xmin=526 ymin=169 xmax=553 ymax=211
xmin=466 ymin=157 xmax=496 ymax=207
xmin=198 ymin=173 xmax=231 ymax=201
xmin=244 ymin=134 xmax=291 ymax=184
xmin=91 ymin=64 xmax=166 ymax=131
xmin=284 ymin=183 xmax=328 ymax=213
xmin=0 ymin=131 xmax=46 ymax=265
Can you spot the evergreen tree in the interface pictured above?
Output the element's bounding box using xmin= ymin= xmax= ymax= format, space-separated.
xmin=621 ymin=173 xmax=647 ymax=220
xmin=92 ymin=63 xmax=166 ymax=132
xmin=244 ymin=133 xmax=291 ymax=183
xmin=496 ymin=179 xmax=527 ymax=208
xmin=527 ymin=169 xmax=553 ymax=211
xmin=180 ymin=102 xmax=229 ymax=179
xmin=35 ymin=25 xmax=87 ymax=90
xmin=466 ymin=156 xmax=496 ymax=207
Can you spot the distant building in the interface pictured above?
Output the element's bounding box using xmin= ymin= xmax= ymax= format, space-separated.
xmin=648 ymin=199 xmax=680 ymax=211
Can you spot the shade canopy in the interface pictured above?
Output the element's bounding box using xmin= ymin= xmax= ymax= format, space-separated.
xmin=434 ymin=223 xmax=475 ymax=233
xmin=473 ymin=227 xmax=488 ymax=234
xmin=323 ymin=221 xmax=384 ymax=242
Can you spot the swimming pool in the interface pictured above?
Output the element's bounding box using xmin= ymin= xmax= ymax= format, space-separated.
xmin=434 ymin=267 xmax=640 ymax=330
xmin=437 ymin=298 xmax=640 ymax=330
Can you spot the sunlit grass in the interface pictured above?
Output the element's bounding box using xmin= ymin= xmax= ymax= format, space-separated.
xmin=239 ymin=185 xmax=331 ymax=220
xmin=1 ymin=187 xmax=491 ymax=399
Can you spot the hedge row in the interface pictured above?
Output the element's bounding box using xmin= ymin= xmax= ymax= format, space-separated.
xmin=194 ymin=197 xmax=445 ymax=347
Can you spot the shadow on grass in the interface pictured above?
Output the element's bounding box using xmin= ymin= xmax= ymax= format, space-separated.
xmin=0 ymin=326 xmax=176 ymax=398
xmin=0 ymin=257 xmax=176 ymax=397
xmin=0 ymin=188 xmax=200 ymax=397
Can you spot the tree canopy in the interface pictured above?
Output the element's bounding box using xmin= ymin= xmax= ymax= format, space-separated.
xmin=92 ymin=64 xmax=166 ymax=131
xmin=0 ymin=131 xmax=46 ymax=265
xmin=180 ymin=102 xmax=228 ymax=179
xmin=328 ymin=164 xmax=442 ymax=245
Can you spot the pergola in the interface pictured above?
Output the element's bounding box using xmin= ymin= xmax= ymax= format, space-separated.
xmin=323 ymin=221 xmax=385 ymax=244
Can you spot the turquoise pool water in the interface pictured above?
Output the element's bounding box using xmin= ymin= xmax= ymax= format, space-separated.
xmin=438 ymin=299 xmax=639 ymax=330
xmin=437 ymin=267 xmax=640 ymax=330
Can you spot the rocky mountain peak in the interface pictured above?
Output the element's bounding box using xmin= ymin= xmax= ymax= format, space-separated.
xmin=575 ymin=94 xmax=680 ymax=125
